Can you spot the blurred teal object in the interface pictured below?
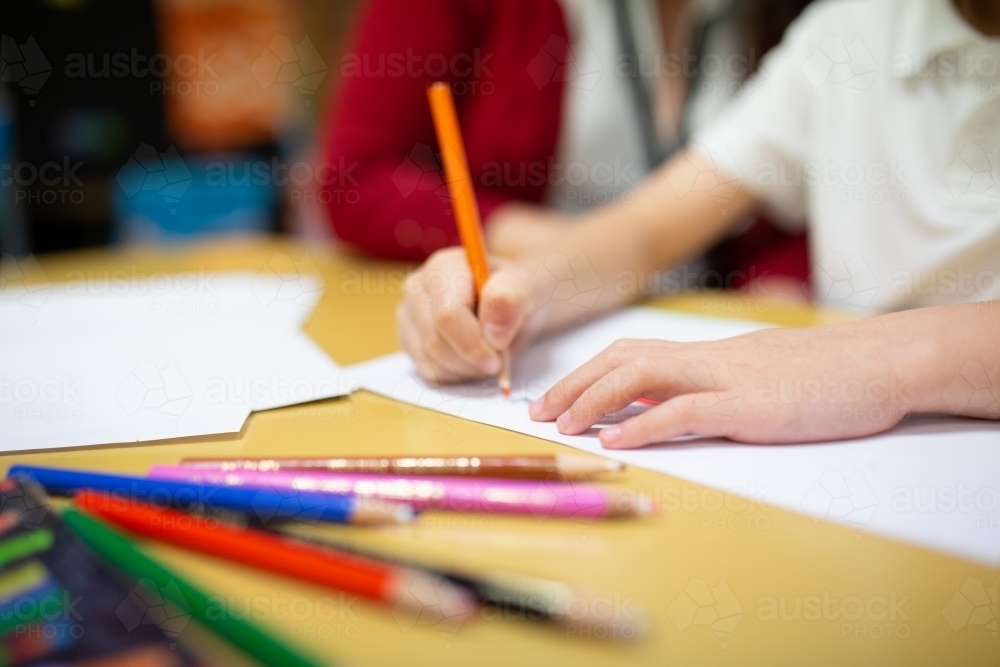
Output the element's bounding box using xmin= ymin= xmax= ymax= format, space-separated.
xmin=0 ymin=89 xmax=29 ymax=254
xmin=0 ymin=96 xmax=11 ymax=168
xmin=111 ymin=146 xmax=278 ymax=243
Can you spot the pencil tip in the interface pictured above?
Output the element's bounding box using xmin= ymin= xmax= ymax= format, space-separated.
xmin=498 ymin=349 xmax=511 ymax=398
xmin=389 ymin=570 xmax=479 ymax=629
xmin=351 ymin=499 xmax=418 ymax=525
xmin=554 ymin=453 xmax=626 ymax=478
xmin=604 ymin=493 xmax=658 ymax=518
xmin=634 ymin=494 xmax=657 ymax=516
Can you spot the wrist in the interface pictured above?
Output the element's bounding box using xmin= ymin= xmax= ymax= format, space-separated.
xmin=484 ymin=203 xmax=569 ymax=261
xmin=879 ymin=312 xmax=953 ymax=416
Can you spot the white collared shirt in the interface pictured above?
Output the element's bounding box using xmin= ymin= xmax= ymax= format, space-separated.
xmin=694 ymin=0 xmax=1000 ymax=311
xmin=548 ymin=0 xmax=742 ymax=213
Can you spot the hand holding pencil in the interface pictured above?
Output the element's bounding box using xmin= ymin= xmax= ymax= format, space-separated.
xmin=397 ymin=247 xmax=537 ymax=386
xmin=395 ymin=82 xmax=537 ymax=389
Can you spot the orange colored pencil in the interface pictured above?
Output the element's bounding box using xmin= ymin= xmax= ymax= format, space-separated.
xmin=72 ymin=490 xmax=476 ymax=623
xmin=427 ymin=81 xmax=511 ymax=397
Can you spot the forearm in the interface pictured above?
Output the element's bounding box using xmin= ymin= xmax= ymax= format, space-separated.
xmin=484 ymin=202 xmax=571 ymax=260
xmin=522 ymin=149 xmax=760 ymax=333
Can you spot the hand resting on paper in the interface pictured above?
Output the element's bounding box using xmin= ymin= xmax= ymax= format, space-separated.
xmin=529 ymin=302 xmax=1000 ymax=448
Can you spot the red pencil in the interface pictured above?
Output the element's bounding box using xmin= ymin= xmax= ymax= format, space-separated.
xmin=72 ymin=490 xmax=476 ymax=624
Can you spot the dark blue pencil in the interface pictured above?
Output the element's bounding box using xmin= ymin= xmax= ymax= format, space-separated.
xmin=7 ymin=465 xmax=415 ymax=526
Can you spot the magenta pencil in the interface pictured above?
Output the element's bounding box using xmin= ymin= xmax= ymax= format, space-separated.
xmin=146 ymin=466 xmax=655 ymax=519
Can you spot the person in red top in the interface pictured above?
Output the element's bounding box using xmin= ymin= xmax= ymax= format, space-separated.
xmin=323 ymin=0 xmax=813 ymax=299
xmin=323 ymin=0 xmax=566 ymax=261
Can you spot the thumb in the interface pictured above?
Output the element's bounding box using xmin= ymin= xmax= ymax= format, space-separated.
xmin=479 ymin=267 xmax=531 ymax=350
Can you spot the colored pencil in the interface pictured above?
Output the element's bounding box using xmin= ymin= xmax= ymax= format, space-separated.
xmin=179 ymin=454 xmax=625 ymax=480
xmin=62 ymin=506 xmax=326 ymax=667
xmin=0 ymin=560 xmax=50 ymax=602
xmin=8 ymin=465 xmax=415 ymax=526
xmin=0 ymin=528 xmax=53 ymax=568
xmin=427 ymin=81 xmax=511 ymax=397
xmin=272 ymin=523 xmax=649 ymax=640
xmin=148 ymin=466 xmax=656 ymax=519
xmin=0 ymin=578 xmax=64 ymax=639
xmin=73 ymin=490 xmax=478 ymax=625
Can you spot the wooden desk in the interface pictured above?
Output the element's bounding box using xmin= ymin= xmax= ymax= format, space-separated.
xmin=4 ymin=239 xmax=996 ymax=666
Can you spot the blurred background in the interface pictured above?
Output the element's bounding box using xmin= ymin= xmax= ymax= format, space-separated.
xmin=3 ymin=0 xmax=812 ymax=303
xmin=2 ymin=0 xmax=358 ymax=254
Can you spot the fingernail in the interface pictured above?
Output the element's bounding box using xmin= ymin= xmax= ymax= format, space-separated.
xmin=480 ymin=356 xmax=501 ymax=374
xmin=556 ymin=412 xmax=570 ymax=431
xmin=483 ymin=323 xmax=510 ymax=346
xmin=600 ymin=426 xmax=622 ymax=447
xmin=528 ymin=398 xmax=543 ymax=419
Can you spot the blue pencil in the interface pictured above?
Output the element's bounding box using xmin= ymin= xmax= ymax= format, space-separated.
xmin=7 ymin=466 xmax=415 ymax=526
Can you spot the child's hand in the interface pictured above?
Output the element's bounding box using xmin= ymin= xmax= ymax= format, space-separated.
xmin=396 ymin=248 xmax=538 ymax=384
xmin=528 ymin=324 xmax=922 ymax=448
xmin=485 ymin=202 xmax=569 ymax=260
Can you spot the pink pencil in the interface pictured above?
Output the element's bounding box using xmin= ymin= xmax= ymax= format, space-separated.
xmin=147 ymin=465 xmax=655 ymax=519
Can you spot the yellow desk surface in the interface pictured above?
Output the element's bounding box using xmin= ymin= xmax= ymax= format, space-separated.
xmin=4 ymin=238 xmax=996 ymax=666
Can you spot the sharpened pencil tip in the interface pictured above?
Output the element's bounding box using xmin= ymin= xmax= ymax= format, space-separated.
xmin=553 ymin=453 xmax=625 ymax=478
xmin=498 ymin=349 xmax=511 ymax=398
xmin=604 ymin=493 xmax=658 ymax=518
xmin=389 ymin=570 xmax=479 ymax=628
xmin=351 ymin=499 xmax=418 ymax=525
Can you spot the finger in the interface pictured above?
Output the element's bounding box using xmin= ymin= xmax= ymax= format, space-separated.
xmin=396 ymin=303 xmax=439 ymax=381
xmin=400 ymin=293 xmax=479 ymax=381
xmin=397 ymin=306 xmax=466 ymax=385
xmin=529 ymin=339 xmax=664 ymax=421
xmin=410 ymin=296 xmax=486 ymax=379
xmin=417 ymin=253 xmax=498 ymax=376
xmin=599 ymin=393 xmax=724 ymax=449
xmin=555 ymin=357 xmax=683 ymax=435
xmin=431 ymin=299 xmax=502 ymax=375
xmin=479 ymin=267 xmax=531 ymax=350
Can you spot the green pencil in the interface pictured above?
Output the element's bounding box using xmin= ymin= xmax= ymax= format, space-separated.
xmin=62 ymin=508 xmax=328 ymax=667
xmin=0 ymin=528 xmax=54 ymax=568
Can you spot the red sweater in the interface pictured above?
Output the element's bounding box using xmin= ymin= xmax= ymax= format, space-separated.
xmin=323 ymin=0 xmax=567 ymax=260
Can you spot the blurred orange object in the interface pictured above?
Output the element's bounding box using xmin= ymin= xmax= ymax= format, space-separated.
xmin=156 ymin=0 xmax=316 ymax=151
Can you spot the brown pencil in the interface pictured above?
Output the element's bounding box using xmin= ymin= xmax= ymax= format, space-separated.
xmin=179 ymin=454 xmax=625 ymax=481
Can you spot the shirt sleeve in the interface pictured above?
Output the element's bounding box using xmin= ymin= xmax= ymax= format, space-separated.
xmin=690 ymin=3 xmax=824 ymax=228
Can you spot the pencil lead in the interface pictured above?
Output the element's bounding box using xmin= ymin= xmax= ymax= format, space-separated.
xmin=499 ymin=349 xmax=511 ymax=399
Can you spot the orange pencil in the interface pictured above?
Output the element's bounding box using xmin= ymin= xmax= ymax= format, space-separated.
xmin=427 ymin=81 xmax=511 ymax=397
xmin=72 ymin=490 xmax=477 ymax=624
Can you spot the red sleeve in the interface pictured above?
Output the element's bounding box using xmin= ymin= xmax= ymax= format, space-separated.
xmin=322 ymin=0 xmax=567 ymax=261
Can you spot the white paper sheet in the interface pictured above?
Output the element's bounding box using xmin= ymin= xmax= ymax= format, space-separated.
xmin=0 ymin=272 xmax=352 ymax=452
xmin=351 ymin=308 xmax=1000 ymax=566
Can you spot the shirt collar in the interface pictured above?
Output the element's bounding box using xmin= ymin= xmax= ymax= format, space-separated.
xmin=896 ymin=0 xmax=1000 ymax=79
